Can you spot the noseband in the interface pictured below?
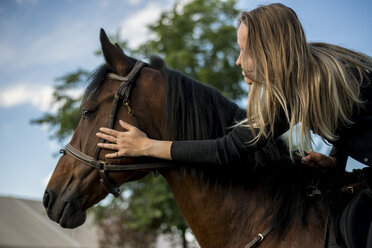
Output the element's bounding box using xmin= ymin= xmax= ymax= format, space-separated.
xmin=60 ymin=60 xmax=174 ymax=197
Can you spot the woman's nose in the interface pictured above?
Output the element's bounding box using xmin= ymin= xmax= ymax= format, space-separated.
xmin=236 ymin=59 xmax=240 ymax=67
xmin=236 ymin=53 xmax=241 ymax=66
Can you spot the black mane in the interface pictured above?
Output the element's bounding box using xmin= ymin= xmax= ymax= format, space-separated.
xmin=165 ymin=69 xmax=245 ymax=140
xmin=83 ymin=56 xmax=339 ymax=234
xmin=151 ymin=56 xmax=328 ymax=234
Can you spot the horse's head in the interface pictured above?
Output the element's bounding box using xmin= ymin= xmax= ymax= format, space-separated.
xmin=43 ymin=29 xmax=168 ymax=228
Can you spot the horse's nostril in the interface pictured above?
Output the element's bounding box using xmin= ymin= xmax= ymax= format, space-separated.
xmin=43 ymin=189 xmax=56 ymax=210
xmin=43 ymin=190 xmax=50 ymax=209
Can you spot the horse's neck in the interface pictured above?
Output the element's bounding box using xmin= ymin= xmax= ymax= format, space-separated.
xmin=162 ymin=169 xmax=269 ymax=248
xmin=162 ymin=168 xmax=326 ymax=248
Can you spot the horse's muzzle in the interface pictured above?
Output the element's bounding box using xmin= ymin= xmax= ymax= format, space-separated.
xmin=43 ymin=189 xmax=86 ymax=228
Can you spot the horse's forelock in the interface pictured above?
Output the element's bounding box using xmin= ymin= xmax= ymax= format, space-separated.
xmin=82 ymin=64 xmax=111 ymax=106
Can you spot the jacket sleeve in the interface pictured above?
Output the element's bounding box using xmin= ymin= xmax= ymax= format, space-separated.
xmin=329 ymin=146 xmax=348 ymax=170
xmin=171 ymin=120 xmax=288 ymax=165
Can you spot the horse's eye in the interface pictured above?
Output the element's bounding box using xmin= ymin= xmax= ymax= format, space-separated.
xmin=82 ymin=109 xmax=93 ymax=119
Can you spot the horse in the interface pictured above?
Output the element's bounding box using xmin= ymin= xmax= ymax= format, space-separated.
xmin=44 ymin=29 xmax=337 ymax=248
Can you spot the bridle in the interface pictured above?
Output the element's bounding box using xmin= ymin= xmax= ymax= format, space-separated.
xmin=59 ymin=59 xmax=274 ymax=247
xmin=60 ymin=60 xmax=174 ymax=197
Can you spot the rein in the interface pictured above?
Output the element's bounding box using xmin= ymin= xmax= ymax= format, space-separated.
xmin=244 ymin=226 xmax=273 ymax=248
xmin=60 ymin=60 xmax=174 ymax=197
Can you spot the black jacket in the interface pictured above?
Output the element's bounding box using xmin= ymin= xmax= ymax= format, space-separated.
xmin=329 ymin=75 xmax=372 ymax=167
xmin=171 ymin=74 xmax=372 ymax=167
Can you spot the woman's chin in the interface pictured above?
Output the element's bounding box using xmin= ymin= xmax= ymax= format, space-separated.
xmin=244 ymin=78 xmax=253 ymax=85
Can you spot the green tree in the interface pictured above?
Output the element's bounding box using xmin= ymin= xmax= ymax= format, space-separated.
xmin=136 ymin=0 xmax=242 ymax=99
xmin=33 ymin=0 xmax=242 ymax=247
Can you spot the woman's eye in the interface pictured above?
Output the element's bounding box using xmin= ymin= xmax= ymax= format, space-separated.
xmin=82 ymin=109 xmax=93 ymax=119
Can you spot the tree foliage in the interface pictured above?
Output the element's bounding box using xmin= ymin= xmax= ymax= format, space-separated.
xmin=33 ymin=0 xmax=241 ymax=247
xmin=136 ymin=0 xmax=242 ymax=99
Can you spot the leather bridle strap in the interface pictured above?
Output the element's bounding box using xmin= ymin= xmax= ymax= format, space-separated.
xmin=64 ymin=144 xmax=174 ymax=171
xmin=64 ymin=143 xmax=174 ymax=198
xmin=62 ymin=60 xmax=174 ymax=197
xmin=244 ymin=226 xmax=273 ymax=248
xmin=65 ymin=143 xmax=104 ymax=169
xmin=94 ymin=60 xmax=147 ymax=161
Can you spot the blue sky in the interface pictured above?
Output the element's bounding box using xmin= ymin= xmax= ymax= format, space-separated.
xmin=0 ymin=0 xmax=371 ymax=200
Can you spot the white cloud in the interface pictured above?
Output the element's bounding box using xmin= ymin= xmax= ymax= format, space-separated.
xmin=0 ymin=83 xmax=82 ymax=112
xmin=119 ymin=1 xmax=174 ymax=49
xmin=0 ymin=84 xmax=53 ymax=111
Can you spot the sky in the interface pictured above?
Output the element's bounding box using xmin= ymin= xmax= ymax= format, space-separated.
xmin=0 ymin=0 xmax=371 ymax=200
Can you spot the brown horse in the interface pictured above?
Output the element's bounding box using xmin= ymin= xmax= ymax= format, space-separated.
xmin=44 ymin=29 xmax=330 ymax=248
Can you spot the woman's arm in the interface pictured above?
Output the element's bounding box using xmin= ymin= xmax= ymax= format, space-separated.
xmin=170 ymin=124 xmax=265 ymax=165
xmin=96 ymin=120 xmax=251 ymax=164
xmin=97 ymin=117 xmax=289 ymax=165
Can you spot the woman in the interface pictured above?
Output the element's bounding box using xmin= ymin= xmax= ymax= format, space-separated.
xmin=97 ymin=3 xmax=372 ymax=247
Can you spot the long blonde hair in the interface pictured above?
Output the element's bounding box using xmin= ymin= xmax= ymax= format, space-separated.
xmin=239 ymin=3 xmax=372 ymax=155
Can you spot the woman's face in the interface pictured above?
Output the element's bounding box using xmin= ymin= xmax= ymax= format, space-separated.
xmin=236 ymin=23 xmax=254 ymax=85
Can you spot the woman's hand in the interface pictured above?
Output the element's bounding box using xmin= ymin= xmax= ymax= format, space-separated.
xmin=96 ymin=120 xmax=172 ymax=160
xmin=96 ymin=120 xmax=150 ymax=158
xmin=301 ymin=151 xmax=337 ymax=172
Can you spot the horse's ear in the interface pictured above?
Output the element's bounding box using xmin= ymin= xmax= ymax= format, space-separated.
xmin=115 ymin=43 xmax=125 ymax=55
xmin=100 ymin=28 xmax=127 ymax=73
